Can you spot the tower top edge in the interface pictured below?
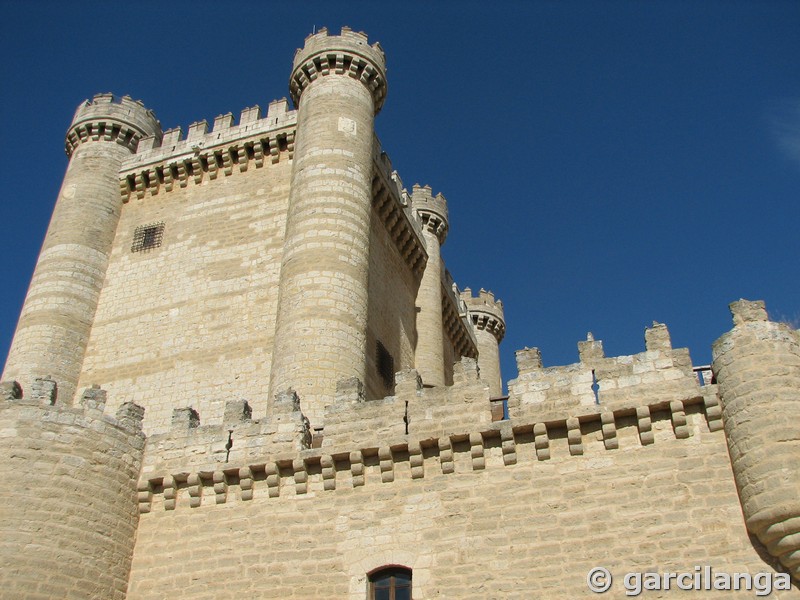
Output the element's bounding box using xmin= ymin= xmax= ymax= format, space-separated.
xmin=294 ymin=26 xmax=385 ymax=67
xmin=411 ymin=183 xmax=449 ymax=225
xmin=69 ymin=93 xmax=162 ymax=141
xmin=289 ymin=27 xmax=388 ymax=114
xmin=462 ymin=288 xmax=506 ymax=322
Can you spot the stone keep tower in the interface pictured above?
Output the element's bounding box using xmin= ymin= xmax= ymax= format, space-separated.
xmin=2 ymin=95 xmax=161 ymax=405
xmin=2 ymin=25 xmax=800 ymax=598
xmin=268 ymin=28 xmax=388 ymax=427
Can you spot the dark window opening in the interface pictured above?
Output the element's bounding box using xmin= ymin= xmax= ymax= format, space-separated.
xmin=376 ymin=341 xmax=394 ymax=391
xmin=131 ymin=222 xmax=165 ymax=252
xmin=368 ymin=566 xmax=411 ymax=600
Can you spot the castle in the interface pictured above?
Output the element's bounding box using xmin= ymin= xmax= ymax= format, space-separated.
xmin=1 ymin=27 xmax=798 ymax=599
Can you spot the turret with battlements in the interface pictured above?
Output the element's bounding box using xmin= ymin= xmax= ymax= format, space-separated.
xmin=2 ymin=28 xmax=796 ymax=599
xmin=268 ymin=28 xmax=388 ymax=428
xmin=462 ymin=287 xmax=506 ymax=396
xmin=412 ymin=184 xmax=449 ymax=387
xmin=3 ymin=94 xmax=160 ymax=405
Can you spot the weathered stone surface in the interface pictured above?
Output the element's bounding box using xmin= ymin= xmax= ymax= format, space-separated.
xmin=713 ymin=299 xmax=800 ymax=579
xmin=1 ymin=25 xmax=796 ymax=600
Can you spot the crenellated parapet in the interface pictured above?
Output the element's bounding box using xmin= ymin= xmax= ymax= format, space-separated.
xmin=411 ymin=184 xmax=449 ymax=245
xmin=462 ymin=287 xmax=506 ymax=343
xmin=133 ymin=353 xmax=724 ymax=514
xmin=66 ymin=93 xmax=161 ymax=157
xmin=139 ymin=390 xmax=310 ymax=483
xmin=371 ymin=141 xmax=427 ymax=278
xmin=290 ymin=26 xmax=387 ymax=114
xmin=0 ymin=381 xmax=145 ymax=598
xmin=442 ymin=275 xmax=479 ymax=360
xmin=119 ymin=98 xmax=297 ymax=200
xmin=712 ymin=300 xmax=800 ymax=578
xmin=509 ymin=322 xmax=707 ymax=422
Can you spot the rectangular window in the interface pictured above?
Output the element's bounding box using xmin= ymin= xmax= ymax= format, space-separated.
xmin=131 ymin=222 xmax=165 ymax=252
xmin=369 ymin=567 xmax=411 ymax=600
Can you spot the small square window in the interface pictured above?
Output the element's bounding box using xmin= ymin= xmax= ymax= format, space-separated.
xmin=131 ymin=222 xmax=165 ymax=253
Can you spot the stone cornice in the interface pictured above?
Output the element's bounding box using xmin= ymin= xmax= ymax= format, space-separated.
xmin=119 ymin=125 xmax=296 ymax=200
xmin=371 ymin=141 xmax=427 ymax=278
xmin=65 ymin=93 xmax=161 ymax=158
xmin=471 ymin=312 xmax=506 ymax=343
xmin=135 ymin=392 xmax=722 ymax=513
xmin=442 ymin=289 xmax=478 ymax=360
xmin=289 ymin=27 xmax=387 ymax=114
xmin=118 ymin=99 xmax=297 ymax=200
xmin=418 ymin=212 xmax=448 ymax=245
xmin=66 ymin=121 xmax=150 ymax=157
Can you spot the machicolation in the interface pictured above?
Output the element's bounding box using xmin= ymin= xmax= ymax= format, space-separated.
xmin=1 ymin=26 xmax=798 ymax=599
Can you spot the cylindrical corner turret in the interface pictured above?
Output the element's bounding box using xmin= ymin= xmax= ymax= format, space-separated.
xmin=412 ymin=185 xmax=449 ymax=387
xmin=411 ymin=184 xmax=449 ymax=245
xmin=65 ymin=93 xmax=161 ymax=157
xmin=0 ymin=386 xmax=146 ymax=598
xmin=2 ymin=94 xmax=161 ymax=405
xmin=463 ymin=288 xmax=506 ymax=397
xmin=269 ymin=28 xmax=387 ymax=427
xmin=712 ymin=299 xmax=800 ymax=578
xmin=289 ymin=26 xmax=387 ymax=115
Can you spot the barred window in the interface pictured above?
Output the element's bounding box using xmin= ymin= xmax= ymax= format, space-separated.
xmin=376 ymin=341 xmax=394 ymax=391
xmin=131 ymin=222 xmax=165 ymax=252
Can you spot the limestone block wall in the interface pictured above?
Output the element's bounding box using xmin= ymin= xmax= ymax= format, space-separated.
xmin=77 ymin=150 xmax=293 ymax=435
xmin=268 ymin=27 xmax=388 ymax=428
xmin=0 ymin=381 xmax=145 ymax=599
xmin=713 ymin=300 xmax=800 ymax=578
xmin=126 ymin=380 xmax=795 ymax=599
xmin=404 ymin=358 xmax=493 ymax=441
xmin=3 ymin=94 xmax=161 ymax=405
xmin=509 ymin=322 xmax=702 ymax=422
xmin=321 ymin=359 xmax=491 ymax=450
xmin=365 ymin=209 xmax=420 ymax=401
xmin=139 ymin=390 xmax=309 ymax=480
xmin=322 ymin=378 xmax=408 ymax=450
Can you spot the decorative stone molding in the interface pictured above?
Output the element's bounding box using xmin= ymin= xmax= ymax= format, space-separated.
xmin=289 ymin=27 xmax=387 ymax=114
xmin=134 ymin=392 xmax=721 ymax=513
xmin=371 ymin=164 xmax=427 ymax=278
xmin=411 ymin=184 xmax=449 ymax=245
xmin=65 ymin=93 xmax=161 ymax=157
xmin=120 ymin=128 xmax=296 ymax=200
xmin=462 ymin=288 xmax=506 ymax=343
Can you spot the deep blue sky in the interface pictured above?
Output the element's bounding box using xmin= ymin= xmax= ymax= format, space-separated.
xmin=1 ymin=1 xmax=798 ymax=392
